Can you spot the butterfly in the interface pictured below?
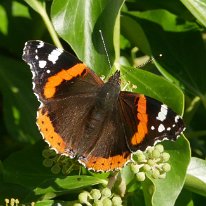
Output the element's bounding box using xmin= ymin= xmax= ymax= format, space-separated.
xmin=22 ymin=40 xmax=185 ymax=171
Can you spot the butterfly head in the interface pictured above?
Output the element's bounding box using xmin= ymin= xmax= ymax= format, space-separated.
xmin=96 ymin=71 xmax=121 ymax=108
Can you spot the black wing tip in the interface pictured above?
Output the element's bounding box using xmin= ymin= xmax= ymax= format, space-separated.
xmin=22 ymin=40 xmax=42 ymax=62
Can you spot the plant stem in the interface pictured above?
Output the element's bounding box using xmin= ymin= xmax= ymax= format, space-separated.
xmin=24 ymin=0 xmax=63 ymax=48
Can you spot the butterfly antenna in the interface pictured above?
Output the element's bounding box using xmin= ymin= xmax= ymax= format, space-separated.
xmin=99 ymin=30 xmax=112 ymax=69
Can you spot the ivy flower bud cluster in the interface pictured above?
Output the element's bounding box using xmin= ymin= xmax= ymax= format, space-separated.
xmin=74 ymin=188 xmax=123 ymax=206
xmin=131 ymin=144 xmax=171 ymax=181
xmin=42 ymin=147 xmax=78 ymax=175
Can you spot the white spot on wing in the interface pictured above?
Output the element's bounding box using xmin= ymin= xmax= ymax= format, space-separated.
xmin=28 ymin=63 xmax=32 ymax=68
xmin=32 ymin=82 xmax=35 ymax=90
xmin=175 ymin=115 xmax=180 ymax=123
xmin=35 ymin=55 xmax=39 ymax=60
xmin=37 ymin=41 xmax=44 ymax=48
xmin=158 ymin=124 xmax=165 ymax=132
xmin=167 ymin=127 xmax=171 ymax=131
xmin=156 ymin=104 xmax=168 ymax=122
xmin=151 ymin=126 xmax=155 ymax=130
xmin=39 ymin=60 xmax=47 ymax=68
xmin=48 ymin=48 xmax=63 ymax=64
xmin=31 ymin=70 xmax=35 ymax=78
xmin=46 ymin=69 xmax=51 ymax=74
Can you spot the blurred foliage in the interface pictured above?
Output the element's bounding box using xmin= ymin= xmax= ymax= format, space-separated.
xmin=0 ymin=0 xmax=206 ymax=205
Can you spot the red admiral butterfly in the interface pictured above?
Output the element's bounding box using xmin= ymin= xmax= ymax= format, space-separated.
xmin=22 ymin=40 xmax=185 ymax=172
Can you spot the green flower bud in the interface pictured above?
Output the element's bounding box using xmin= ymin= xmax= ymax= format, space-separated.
xmin=152 ymin=169 xmax=160 ymax=179
xmin=42 ymin=149 xmax=51 ymax=158
xmin=90 ymin=189 xmax=101 ymax=200
xmin=136 ymin=172 xmax=146 ymax=182
xmin=137 ymin=153 xmax=146 ymax=162
xmin=155 ymin=144 xmax=164 ymax=153
xmin=152 ymin=149 xmax=161 ymax=159
xmin=162 ymin=163 xmax=171 ymax=172
xmin=10 ymin=198 xmax=15 ymax=206
xmin=112 ymin=196 xmax=122 ymax=206
xmin=102 ymin=198 xmax=112 ymax=206
xmin=133 ymin=150 xmax=146 ymax=162
xmin=5 ymin=199 xmax=9 ymax=204
xmin=135 ymin=150 xmax=144 ymax=156
xmin=73 ymin=203 xmax=82 ymax=206
xmin=51 ymin=164 xmax=61 ymax=174
xmin=162 ymin=152 xmax=170 ymax=162
xmin=43 ymin=158 xmax=54 ymax=167
xmin=93 ymin=200 xmax=103 ymax=206
xmin=101 ymin=188 xmax=111 ymax=198
xmin=146 ymin=147 xmax=154 ymax=154
xmin=147 ymin=159 xmax=155 ymax=166
xmin=130 ymin=164 xmax=140 ymax=174
xmin=143 ymin=164 xmax=151 ymax=172
xmin=78 ymin=191 xmax=91 ymax=205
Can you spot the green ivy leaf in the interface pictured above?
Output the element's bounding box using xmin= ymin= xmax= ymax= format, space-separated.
xmin=34 ymin=176 xmax=107 ymax=196
xmin=0 ymin=1 xmax=45 ymax=57
xmin=35 ymin=200 xmax=55 ymax=206
xmin=0 ymin=55 xmax=39 ymax=143
xmin=2 ymin=142 xmax=106 ymax=201
xmin=123 ymin=9 xmax=198 ymax=32
xmin=121 ymin=66 xmax=184 ymax=115
xmin=121 ymin=10 xmax=206 ymax=108
xmin=181 ymin=0 xmax=206 ymax=28
xmin=185 ymin=157 xmax=206 ymax=197
xmin=51 ymin=0 xmax=125 ymax=76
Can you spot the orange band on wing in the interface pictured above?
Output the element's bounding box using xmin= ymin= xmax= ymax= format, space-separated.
xmin=37 ymin=108 xmax=66 ymax=153
xmin=44 ymin=63 xmax=87 ymax=98
xmin=131 ymin=95 xmax=148 ymax=145
xmin=82 ymin=152 xmax=130 ymax=171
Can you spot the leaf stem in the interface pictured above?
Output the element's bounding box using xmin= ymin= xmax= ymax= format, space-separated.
xmin=24 ymin=0 xmax=63 ymax=48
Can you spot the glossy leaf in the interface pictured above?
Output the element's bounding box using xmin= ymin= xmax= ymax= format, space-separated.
xmin=181 ymin=0 xmax=206 ymax=28
xmin=121 ymin=10 xmax=206 ymax=107
xmin=2 ymin=142 xmax=106 ymax=201
xmin=125 ymin=0 xmax=194 ymax=20
xmin=35 ymin=200 xmax=55 ymax=206
xmin=121 ymin=66 xmax=184 ymax=115
xmin=185 ymin=157 xmax=206 ymax=196
xmin=51 ymin=0 xmax=125 ymax=76
xmin=0 ymin=1 xmax=45 ymax=56
xmin=34 ymin=176 xmax=107 ymax=196
xmin=0 ymin=55 xmax=39 ymax=142
xmin=123 ymin=9 xmax=198 ymax=32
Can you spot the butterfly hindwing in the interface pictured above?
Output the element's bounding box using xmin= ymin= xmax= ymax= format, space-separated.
xmin=119 ymin=92 xmax=185 ymax=151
